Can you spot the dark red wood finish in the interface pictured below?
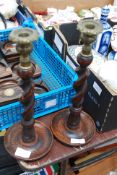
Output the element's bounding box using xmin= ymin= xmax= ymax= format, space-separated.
xmin=18 ymin=110 xmax=117 ymax=171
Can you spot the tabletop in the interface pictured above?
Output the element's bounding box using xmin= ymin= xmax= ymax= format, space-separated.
xmin=18 ymin=109 xmax=117 ymax=172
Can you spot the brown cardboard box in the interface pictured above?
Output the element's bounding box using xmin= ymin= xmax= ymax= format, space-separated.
xmin=76 ymin=153 xmax=117 ymax=175
xmin=68 ymin=145 xmax=117 ymax=175
xmin=23 ymin=0 xmax=113 ymax=12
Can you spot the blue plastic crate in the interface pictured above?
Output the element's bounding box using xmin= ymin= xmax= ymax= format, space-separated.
xmin=0 ymin=10 xmax=29 ymax=42
xmin=0 ymin=36 xmax=78 ymax=130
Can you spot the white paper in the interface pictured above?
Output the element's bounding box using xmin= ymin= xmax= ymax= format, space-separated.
xmin=93 ymin=81 xmax=102 ymax=96
xmin=54 ymin=33 xmax=63 ymax=54
xmin=45 ymin=99 xmax=57 ymax=108
xmin=37 ymin=27 xmax=44 ymax=38
xmin=15 ymin=147 xmax=31 ymax=158
xmin=66 ymin=56 xmax=76 ymax=70
xmin=71 ymin=138 xmax=85 ymax=144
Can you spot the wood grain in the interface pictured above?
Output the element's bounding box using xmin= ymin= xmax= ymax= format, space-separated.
xmin=76 ymin=153 xmax=117 ymax=175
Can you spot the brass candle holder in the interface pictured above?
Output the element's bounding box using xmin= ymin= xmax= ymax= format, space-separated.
xmin=4 ymin=28 xmax=53 ymax=161
xmin=51 ymin=19 xmax=103 ymax=146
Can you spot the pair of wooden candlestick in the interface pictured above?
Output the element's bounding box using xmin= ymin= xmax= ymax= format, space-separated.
xmin=4 ymin=19 xmax=102 ymax=170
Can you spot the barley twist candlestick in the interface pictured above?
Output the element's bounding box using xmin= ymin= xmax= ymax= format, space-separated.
xmin=51 ymin=19 xmax=103 ymax=146
xmin=4 ymin=28 xmax=53 ymax=161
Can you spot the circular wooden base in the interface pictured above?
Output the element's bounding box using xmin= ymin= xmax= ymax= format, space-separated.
xmin=51 ymin=110 xmax=96 ymax=146
xmin=4 ymin=121 xmax=53 ymax=161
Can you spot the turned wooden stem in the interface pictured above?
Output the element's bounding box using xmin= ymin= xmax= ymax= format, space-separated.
xmin=17 ymin=43 xmax=35 ymax=143
xmin=67 ymin=19 xmax=103 ymax=130
xmin=9 ymin=28 xmax=38 ymax=143
xmin=67 ymin=54 xmax=93 ymax=130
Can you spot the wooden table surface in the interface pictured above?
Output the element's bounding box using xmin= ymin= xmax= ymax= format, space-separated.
xmin=19 ymin=109 xmax=117 ymax=171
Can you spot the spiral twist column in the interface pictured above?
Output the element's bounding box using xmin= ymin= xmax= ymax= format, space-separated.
xmin=51 ymin=19 xmax=103 ymax=146
xmin=4 ymin=28 xmax=53 ymax=162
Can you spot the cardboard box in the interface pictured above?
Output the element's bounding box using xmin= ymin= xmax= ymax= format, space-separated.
xmin=83 ymin=70 xmax=117 ymax=132
xmin=23 ymin=0 xmax=113 ymax=12
xmin=76 ymin=152 xmax=117 ymax=175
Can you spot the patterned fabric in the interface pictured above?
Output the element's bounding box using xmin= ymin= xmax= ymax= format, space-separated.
xmin=19 ymin=164 xmax=59 ymax=175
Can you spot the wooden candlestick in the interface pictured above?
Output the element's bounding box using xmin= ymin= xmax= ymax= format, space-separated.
xmin=51 ymin=19 xmax=103 ymax=146
xmin=4 ymin=28 xmax=53 ymax=161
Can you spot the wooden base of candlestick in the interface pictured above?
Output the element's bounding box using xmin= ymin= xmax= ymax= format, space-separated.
xmin=51 ymin=109 xmax=96 ymax=146
xmin=4 ymin=121 xmax=53 ymax=161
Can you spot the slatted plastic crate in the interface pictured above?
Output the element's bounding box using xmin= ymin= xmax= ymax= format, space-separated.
xmin=0 ymin=35 xmax=78 ymax=130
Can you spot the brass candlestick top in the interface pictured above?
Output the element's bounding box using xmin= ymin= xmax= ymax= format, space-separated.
xmin=78 ymin=19 xmax=103 ymax=57
xmin=77 ymin=19 xmax=103 ymax=36
xmin=9 ymin=28 xmax=38 ymax=44
xmin=10 ymin=28 xmax=38 ymax=68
